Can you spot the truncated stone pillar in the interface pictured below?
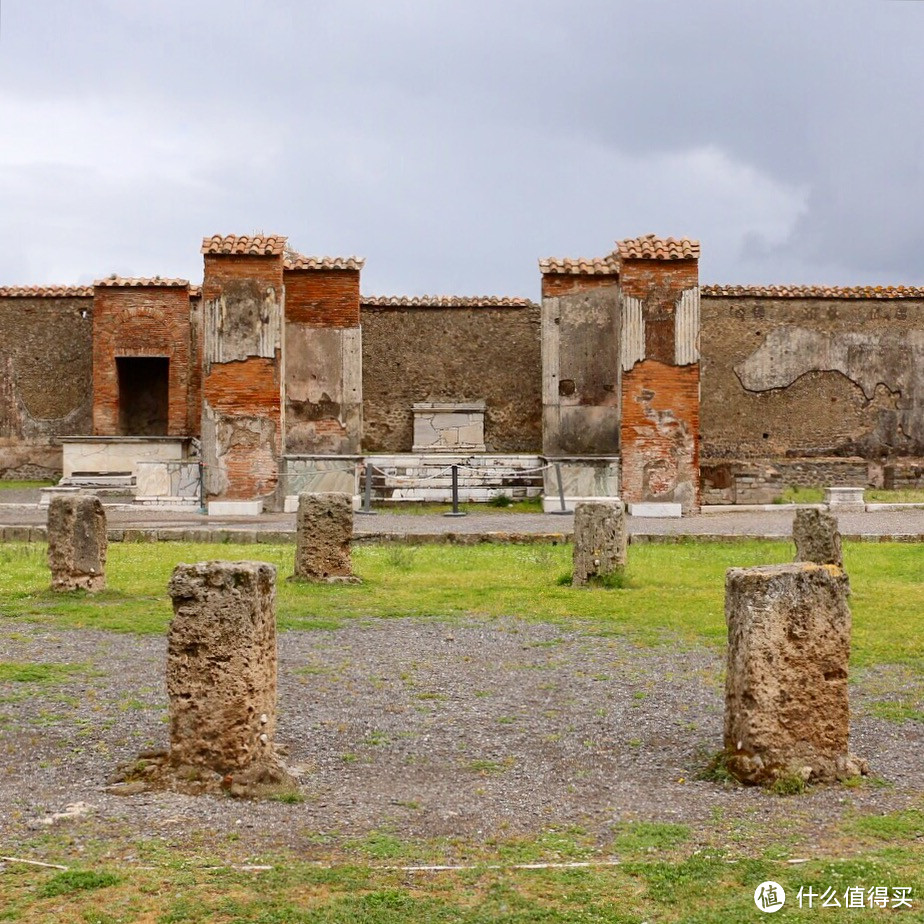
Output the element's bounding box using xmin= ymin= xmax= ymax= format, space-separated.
xmin=200 ymin=235 xmax=286 ymax=510
xmin=294 ymin=492 xmax=356 ymax=582
xmin=572 ymin=500 xmax=627 ymax=586
xmin=47 ymin=495 xmax=107 ymax=592
xmin=618 ymin=235 xmax=701 ymax=513
xmin=724 ymin=562 xmax=865 ymax=784
xmin=793 ymin=508 xmax=842 ymax=567
xmin=167 ymin=561 xmax=289 ymax=786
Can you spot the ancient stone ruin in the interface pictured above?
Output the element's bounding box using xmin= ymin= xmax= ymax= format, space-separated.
xmin=571 ymin=500 xmax=627 ymax=586
xmin=793 ymin=507 xmax=843 ymax=567
xmin=724 ymin=562 xmax=866 ymax=785
xmin=46 ymin=494 xmax=107 ymax=592
xmin=294 ymin=492 xmax=357 ymax=582
xmin=112 ymin=560 xmax=294 ymax=796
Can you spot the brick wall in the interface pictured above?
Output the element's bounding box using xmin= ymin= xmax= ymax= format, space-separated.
xmin=0 ymin=293 xmax=93 ymax=478
xmin=284 ymin=269 xmax=360 ymax=327
xmin=92 ymin=285 xmax=193 ymax=437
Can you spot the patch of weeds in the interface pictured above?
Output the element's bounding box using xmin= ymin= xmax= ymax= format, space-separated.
xmin=611 ymin=821 xmax=691 ymax=855
xmin=556 ymin=572 xmax=572 ymax=585
xmin=37 ymin=869 xmax=121 ymax=898
xmin=0 ymin=662 xmax=85 ymax=683
xmin=347 ymin=831 xmax=410 ymax=860
xmin=847 ymin=807 xmax=924 ymax=841
xmin=488 ymin=494 xmax=513 ymax=507
xmin=269 ymin=788 xmax=305 ymax=805
xmin=868 ymin=699 xmax=924 ymax=723
xmin=383 ymin=544 xmax=418 ymax=572
xmin=626 ymin=849 xmax=726 ymax=904
xmin=466 ymin=756 xmax=515 ymax=774
xmin=696 ymin=750 xmax=738 ymax=785
xmin=769 ymin=770 xmax=807 ymax=797
xmin=586 ymin=569 xmax=631 ymax=589
xmin=341 ymin=752 xmax=358 ymax=763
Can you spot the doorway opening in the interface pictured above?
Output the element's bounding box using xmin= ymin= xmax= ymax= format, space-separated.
xmin=116 ymin=357 xmax=169 ymax=435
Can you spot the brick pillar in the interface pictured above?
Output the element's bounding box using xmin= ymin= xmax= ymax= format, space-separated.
xmin=200 ymin=236 xmax=286 ymax=507
xmin=282 ymin=257 xmax=364 ymax=455
xmin=617 ymin=235 xmax=701 ymax=513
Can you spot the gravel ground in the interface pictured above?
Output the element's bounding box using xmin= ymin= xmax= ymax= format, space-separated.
xmin=1 ymin=618 xmax=922 ymax=861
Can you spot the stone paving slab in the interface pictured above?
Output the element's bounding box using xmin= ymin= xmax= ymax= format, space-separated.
xmin=2 ymin=500 xmax=924 ymax=543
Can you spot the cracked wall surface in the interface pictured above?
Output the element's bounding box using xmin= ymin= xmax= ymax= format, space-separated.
xmin=701 ymin=296 xmax=924 ymax=459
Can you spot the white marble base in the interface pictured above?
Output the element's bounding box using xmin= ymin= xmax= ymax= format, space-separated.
xmin=541 ymin=495 xmax=616 ymax=513
xmin=628 ymin=502 xmax=683 ymax=518
xmin=825 ymin=486 xmax=865 ymax=512
xmin=208 ymin=500 xmax=264 ymax=516
xmin=40 ymin=486 xmax=83 ymax=506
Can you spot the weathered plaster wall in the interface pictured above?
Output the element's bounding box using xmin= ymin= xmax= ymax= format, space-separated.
xmin=541 ymin=275 xmax=620 ymax=456
xmin=284 ymin=268 xmax=362 ymax=454
xmin=92 ymin=283 xmax=194 ymax=437
xmin=201 ymin=251 xmax=284 ymax=502
xmin=700 ymin=295 xmax=924 ymax=460
xmin=0 ymin=292 xmax=93 ymax=478
xmin=360 ymin=300 xmax=541 ymax=453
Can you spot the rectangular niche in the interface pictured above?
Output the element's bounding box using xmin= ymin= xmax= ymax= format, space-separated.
xmin=412 ymin=401 xmax=486 ymax=452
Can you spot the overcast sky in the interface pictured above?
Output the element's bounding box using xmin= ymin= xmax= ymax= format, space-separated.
xmin=1 ymin=0 xmax=921 ymax=298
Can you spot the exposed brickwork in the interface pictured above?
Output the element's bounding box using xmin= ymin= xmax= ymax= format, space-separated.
xmin=621 ymin=361 xmax=700 ymax=507
xmin=284 ymin=269 xmax=360 ymax=327
xmin=92 ymin=284 xmax=193 ymax=437
xmin=201 ymin=248 xmax=284 ymax=503
xmin=619 ymin=252 xmax=700 ymax=510
xmin=541 ymin=274 xmax=618 ymax=299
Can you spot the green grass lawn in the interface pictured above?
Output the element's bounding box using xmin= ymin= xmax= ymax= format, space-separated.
xmin=0 ymin=539 xmax=921 ymax=668
xmin=0 ymin=479 xmax=55 ymax=491
xmin=2 ymin=539 xmax=923 ymax=921
xmin=778 ymin=485 xmax=924 ymax=504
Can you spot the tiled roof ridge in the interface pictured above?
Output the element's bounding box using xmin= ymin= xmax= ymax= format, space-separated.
xmin=538 ymin=255 xmax=620 ymax=275
xmin=362 ymin=294 xmax=537 ymax=308
xmin=94 ymin=276 xmax=190 ymax=288
xmin=616 ymin=234 xmax=700 ymax=260
xmin=0 ymin=285 xmax=93 ymax=298
xmin=201 ymin=234 xmax=287 ymax=256
xmin=284 ymin=254 xmax=365 ymax=271
xmin=703 ymin=284 xmax=924 ymax=299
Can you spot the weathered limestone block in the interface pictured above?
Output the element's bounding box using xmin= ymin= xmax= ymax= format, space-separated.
xmin=724 ymin=562 xmax=866 ymax=785
xmin=793 ymin=508 xmax=843 ymax=567
xmin=572 ymin=500 xmax=627 ymax=586
xmin=47 ymin=495 xmax=107 ymax=592
xmin=166 ymin=561 xmax=291 ymax=790
xmin=294 ymin=492 xmax=357 ymax=582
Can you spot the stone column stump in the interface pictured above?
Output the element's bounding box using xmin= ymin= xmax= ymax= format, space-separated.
xmin=724 ymin=562 xmax=866 ymax=785
xmin=294 ymin=492 xmax=357 ymax=582
xmin=47 ymin=495 xmax=107 ymax=592
xmin=793 ymin=508 xmax=842 ymax=567
xmin=165 ymin=561 xmax=293 ymax=793
xmin=572 ymin=500 xmax=627 ymax=586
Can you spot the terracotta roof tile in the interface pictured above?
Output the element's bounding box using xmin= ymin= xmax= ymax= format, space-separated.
xmin=362 ymin=295 xmax=537 ymax=308
xmin=189 ymin=284 xmax=202 ymax=298
xmin=538 ymin=255 xmax=620 ymax=275
xmin=284 ymin=255 xmax=365 ymax=271
xmin=201 ymin=234 xmax=287 ymax=256
xmin=616 ymin=234 xmax=700 ymax=260
xmin=702 ymin=284 xmax=924 ymax=299
xmin=94 ymin=276 xmax=190 ymax=288
xmin=0 ymin=285 xmax=93 ymax=298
